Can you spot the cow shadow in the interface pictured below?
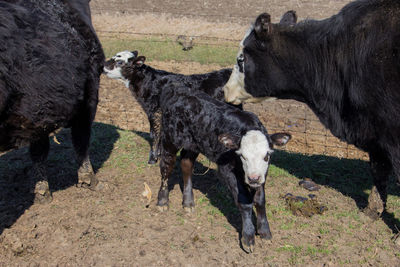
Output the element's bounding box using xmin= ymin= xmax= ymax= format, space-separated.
xmin=0 ymin=122 xmax=120 ymax=235
xmin=271 ymin=150 xmax=400 ymax=232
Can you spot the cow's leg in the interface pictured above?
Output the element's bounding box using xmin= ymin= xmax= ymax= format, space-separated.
xmin=218 ymin=163 xmax=255 ymax=253
xmin=30 ymin=136 xmax=52 ymax=203
xmin=254 ymin=184 xmax=272 ymax=240
xmin=156 ymin=143 xmax=177 ymax=211
xmin=148 ymin=110 xmax=162 ymax=164
xmin=180 ymin=149 xmax=199 ymax=213
xmin=364 ymin=148 xmax=391 ymax=219
xmin=71 ymin=80 xmax=99 ymax=189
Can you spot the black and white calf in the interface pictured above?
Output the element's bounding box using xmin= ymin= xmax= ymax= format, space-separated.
xmin=0 ymin=0 xmax=104 ymax=202
xmin=104 ymin=54 xmax=291 ymax=252
xmin=104 ymin=51 xmax=237 ymax=164
xmin=224 ymin=0 xmax=400 ymax=219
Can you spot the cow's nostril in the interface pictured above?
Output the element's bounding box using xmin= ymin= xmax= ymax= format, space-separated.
xmin=248 ymin=175 xmax=261 ymax=183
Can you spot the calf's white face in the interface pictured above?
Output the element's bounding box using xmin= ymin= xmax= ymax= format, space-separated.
xmin=219 ymin=130 xmax=291 ymax=188
xmin=103 ymin=50 xmax=136 ymax=87
xmin=237 ymin=130 xmax=272 ymax=187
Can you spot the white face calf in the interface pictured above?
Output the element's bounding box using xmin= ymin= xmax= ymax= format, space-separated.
xmin=220 ymin=130 xmax=291 ymax=188
xmin=103 ymin=50 xmax=138 ymax=87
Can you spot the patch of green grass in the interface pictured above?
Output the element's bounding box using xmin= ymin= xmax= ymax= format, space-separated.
xmin=305 ymin=245 xmax=332 ymax=257
xmin=100 ymin=36 xmax=237 ymax=66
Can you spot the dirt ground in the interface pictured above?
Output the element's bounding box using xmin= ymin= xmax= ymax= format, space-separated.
xmin=2 ymin=0 xmax=400 ymax=266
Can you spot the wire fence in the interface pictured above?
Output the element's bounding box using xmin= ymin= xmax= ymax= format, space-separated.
xmin=92 ymin=5 xmax=368 ymax=161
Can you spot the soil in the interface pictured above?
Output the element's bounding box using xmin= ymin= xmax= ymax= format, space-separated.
xmin=1 ymin=0 xmax=398 ymax=266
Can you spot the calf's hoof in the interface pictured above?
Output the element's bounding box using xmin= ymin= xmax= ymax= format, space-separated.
xmin=148 ymin=159 xmax=157 ymax=165
xmin=241 ymin=236 xmax=255 ymax=253
xmin=147 ymin=152 xmax=159 ymax=165
xmin=258 ymin=229 xmax=272 ymax=240
xmin=34 ymin=181 xmax=52 ymax=204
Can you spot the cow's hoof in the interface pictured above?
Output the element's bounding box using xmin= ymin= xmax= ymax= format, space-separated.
xmin=183 ymin=206 xmax=195 ymax=213
xmin=34 ymin=181 xmax=52 ymax=204
xmin=241 ymin=237 xmax=255 ymax=253
xmin=157 ymin=205 xmax=169 ymax=212
xmin=363 ymin=207 xmax=381 ymax=220
xmin=77 ymin=172 xmax=98 ymax=190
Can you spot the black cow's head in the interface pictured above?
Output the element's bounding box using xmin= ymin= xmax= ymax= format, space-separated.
xmin=223 ymin=10 xmax=297 ymax=104
xmin=103 ymin=50 xmax=145 ymax=87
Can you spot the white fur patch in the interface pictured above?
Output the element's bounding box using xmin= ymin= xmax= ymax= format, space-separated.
xmin=104 ymin=51 xmax=135 ymax=88
xmin=236 ymin=130 xmax=272 ymax=187
xmin=112 ymin=51 xmax=135 ymax=62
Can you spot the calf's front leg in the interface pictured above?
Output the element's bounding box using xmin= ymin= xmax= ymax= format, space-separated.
xmin=254 ymin=184 xmax=272 ymax=239
xmin=218 ymin=164 xmax=255 ymax=253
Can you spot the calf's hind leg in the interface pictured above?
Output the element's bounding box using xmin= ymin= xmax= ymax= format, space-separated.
xmin=30 ymin=135 xmax=52 ymax=203
xmin=180 ymin=149 xmax=199 ymax=212
xmin=148 ymin=110 xmax=162 ymax=164
xmin=157 ymin=143 xmax=178 ymax=211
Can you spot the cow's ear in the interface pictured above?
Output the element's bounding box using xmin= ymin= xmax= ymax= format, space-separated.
xmin=270 ymin=132 xmax=291 ymax=146
xmin=218 ymin=133 xmax=240 ymax=150
xmin=254 ymin=13 xmax=273 ymax=38
xmin=134 ymin=56 xmax=146 ymax=67
xmin=279 ymin=10 xmax=297 ymax=26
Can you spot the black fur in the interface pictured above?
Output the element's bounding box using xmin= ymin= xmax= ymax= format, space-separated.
xmin=0 ymin=0 xmax=105 ymax=201
xmin=237 ymin=0 xmax=400 ymax=218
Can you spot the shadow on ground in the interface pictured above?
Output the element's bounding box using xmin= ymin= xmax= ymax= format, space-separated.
xmin=0 ymin=122 xmax=120 ymax=235
xmin=272 ymin=150 xmax=400 ymax=232
xmin=132 ymin=130 xmax=243 ymax=235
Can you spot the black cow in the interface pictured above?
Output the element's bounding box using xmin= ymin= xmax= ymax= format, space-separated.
xmin=223 ymin=0 xmax=400 ymax=219
xmin=0 ymin=0 xmax=104 ymax=202
xmin=104 ymin=53 xmax=291 ymax=253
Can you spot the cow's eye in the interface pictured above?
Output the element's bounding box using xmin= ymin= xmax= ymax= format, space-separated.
xmin=116 ymin=61 xmax=123 ymax=66
xmin=240 ymin=155 xmax=247 ymax=161
xmin=264 ymin=153 xmax=271 ymax=161
xmin=237 ymin=54 xmax=244 ymax=73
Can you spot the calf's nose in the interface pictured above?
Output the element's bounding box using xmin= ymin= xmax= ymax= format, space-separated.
xmin=248 ymin=174 xmax=261 ymax=183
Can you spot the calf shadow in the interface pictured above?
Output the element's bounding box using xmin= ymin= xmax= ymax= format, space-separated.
xmin=131 ymin=130 xmax=243 ymax=235
xmin=0 ymin=122 xmax=120 ymax=235
xmin=271 ymin=150 xmax=400 ymax=232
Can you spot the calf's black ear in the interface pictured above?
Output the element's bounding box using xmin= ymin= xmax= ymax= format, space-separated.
xmin=218 ymin=133 xmax=240 ymax=150
xmin=279 ymin=10 xmax=297 ymax=26
xmin=131 ymin=50 xmax=138 ymax=58
xmin=254 ymin=13 xmax=273 ymax=38
xmin=270 ymin=132 xmax=291 ymax=146
xmin=134 ymin=56 xmax=146 ymax=67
